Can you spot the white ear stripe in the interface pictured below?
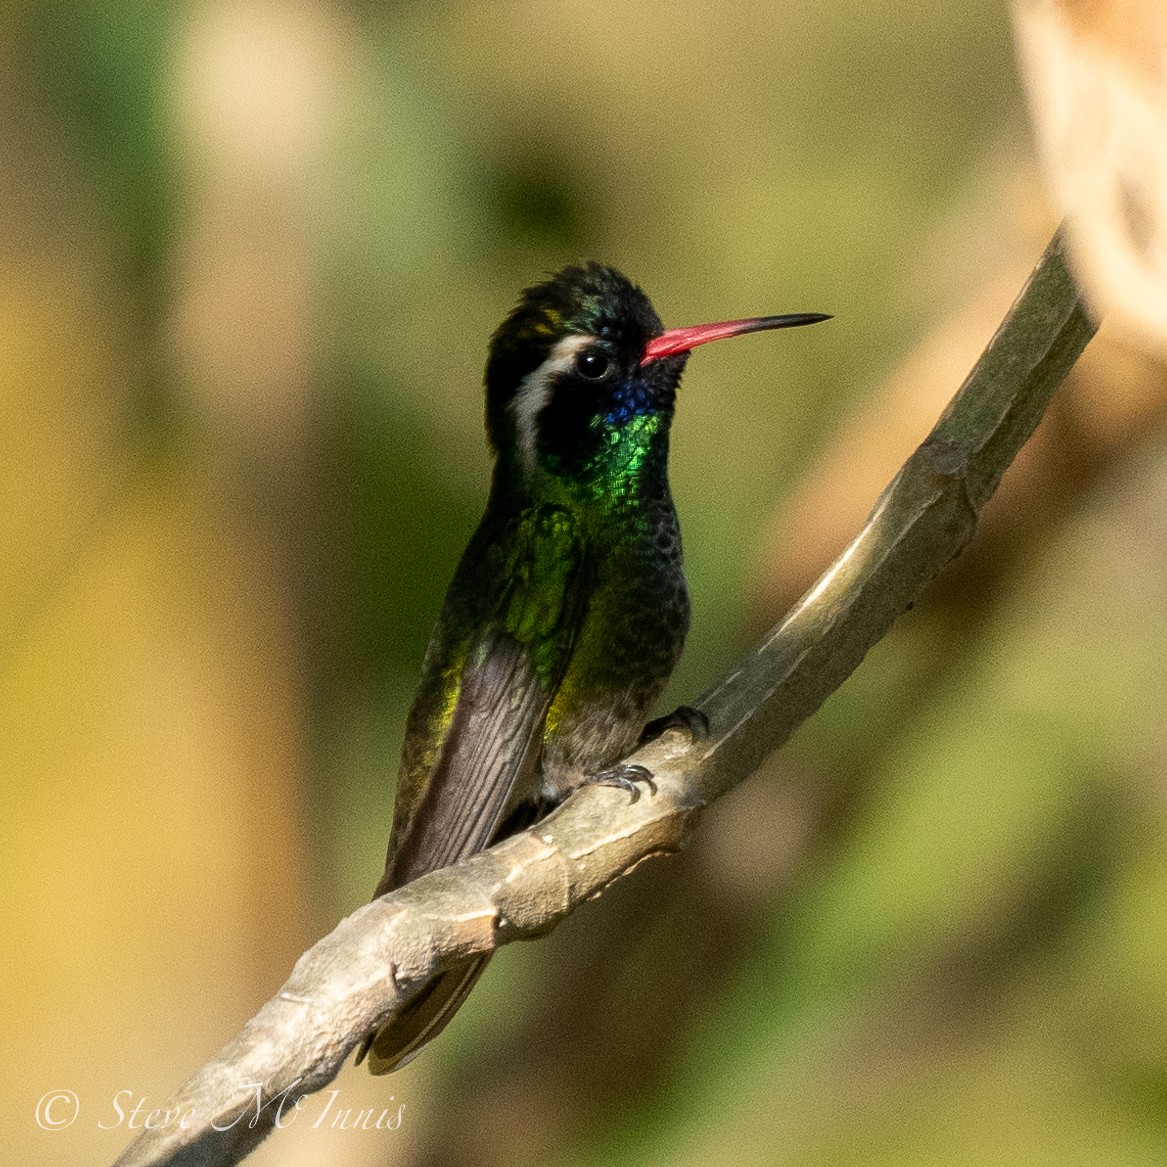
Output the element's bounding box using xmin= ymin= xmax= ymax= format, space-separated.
xmin=510 ymin=333 xmax=592 ymax=473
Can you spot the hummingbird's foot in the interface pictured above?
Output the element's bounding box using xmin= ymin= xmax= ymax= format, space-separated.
xmin=639 ymin=705 xmax=710 ymax=747
xmin=588 ymin=762 xmax=657 ymax=802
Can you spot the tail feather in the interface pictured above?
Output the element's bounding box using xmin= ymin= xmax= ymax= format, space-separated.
xmin=357 ymin=956 xmax=490 ymax=1074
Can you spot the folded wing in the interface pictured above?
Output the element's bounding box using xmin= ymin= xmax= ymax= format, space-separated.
xmin=360 ymin=504 xmax=587 ymax=1072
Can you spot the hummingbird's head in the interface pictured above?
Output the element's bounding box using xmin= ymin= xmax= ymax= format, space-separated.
xmin=484 ymin=262 xmax=828 ymax=492
xmin=485 ymin=263 xmax=670 ymax=482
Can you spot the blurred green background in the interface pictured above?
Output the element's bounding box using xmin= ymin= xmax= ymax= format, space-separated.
xmin=6 ymin=2 xmax=1167 ymax=1165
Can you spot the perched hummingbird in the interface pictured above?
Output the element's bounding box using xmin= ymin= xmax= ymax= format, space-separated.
xmin=358 ymin=263 xmax=827 ymax=1073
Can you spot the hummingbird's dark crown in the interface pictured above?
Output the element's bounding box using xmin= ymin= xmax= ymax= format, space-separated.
xmin=487 ymin=263 xmax=663 ymax=394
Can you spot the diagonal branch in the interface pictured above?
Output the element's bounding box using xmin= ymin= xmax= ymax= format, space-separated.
xmin=113 ymin=230 xmax=1096 ymax=1167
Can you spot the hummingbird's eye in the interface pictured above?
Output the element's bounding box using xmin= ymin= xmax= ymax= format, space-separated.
xmin=575 ymin=349 xmax=611 ymax=380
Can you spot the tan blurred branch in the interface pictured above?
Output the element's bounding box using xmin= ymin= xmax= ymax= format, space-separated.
xmin=112 ymin=230 xmax=1096 ymax=1167
xmin=1014 ymin=0 xmax=1167 ymax=355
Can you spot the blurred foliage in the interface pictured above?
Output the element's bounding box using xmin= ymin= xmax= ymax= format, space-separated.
xmin=6 ymin=2 xmax=1167 ymax=1167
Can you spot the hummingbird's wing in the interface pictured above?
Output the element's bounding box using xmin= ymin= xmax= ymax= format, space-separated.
xmin=358 ymin=505 xmax=586 ymax=1073
xmin=375 ymin=502 xmax=587 ymax=893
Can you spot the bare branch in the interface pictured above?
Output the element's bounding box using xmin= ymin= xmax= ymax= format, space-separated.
xmin=113 ymin=230 xmax=1096 ymax=1167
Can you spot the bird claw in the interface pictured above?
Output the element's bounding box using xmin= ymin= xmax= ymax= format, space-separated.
xmin=639 ymin=704 xmax=710 ymax=746
xmin=588 ymin=762 xmax=657 ymax=802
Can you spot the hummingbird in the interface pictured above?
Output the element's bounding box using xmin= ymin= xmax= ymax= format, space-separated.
xmin=358 ymin=262 xmax=828 ymax=1073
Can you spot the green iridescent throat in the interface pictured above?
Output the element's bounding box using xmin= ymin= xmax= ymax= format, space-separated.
xmin=540 ymin=411 xmax=668 ymax=503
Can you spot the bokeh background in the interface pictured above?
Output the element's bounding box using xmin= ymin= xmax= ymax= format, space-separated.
xmin=6 ymin=2 xmax=1167 ymax=1165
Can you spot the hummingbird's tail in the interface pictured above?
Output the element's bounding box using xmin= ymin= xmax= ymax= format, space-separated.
xmin=356 ymin=955 xmax=490 ymax=1074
